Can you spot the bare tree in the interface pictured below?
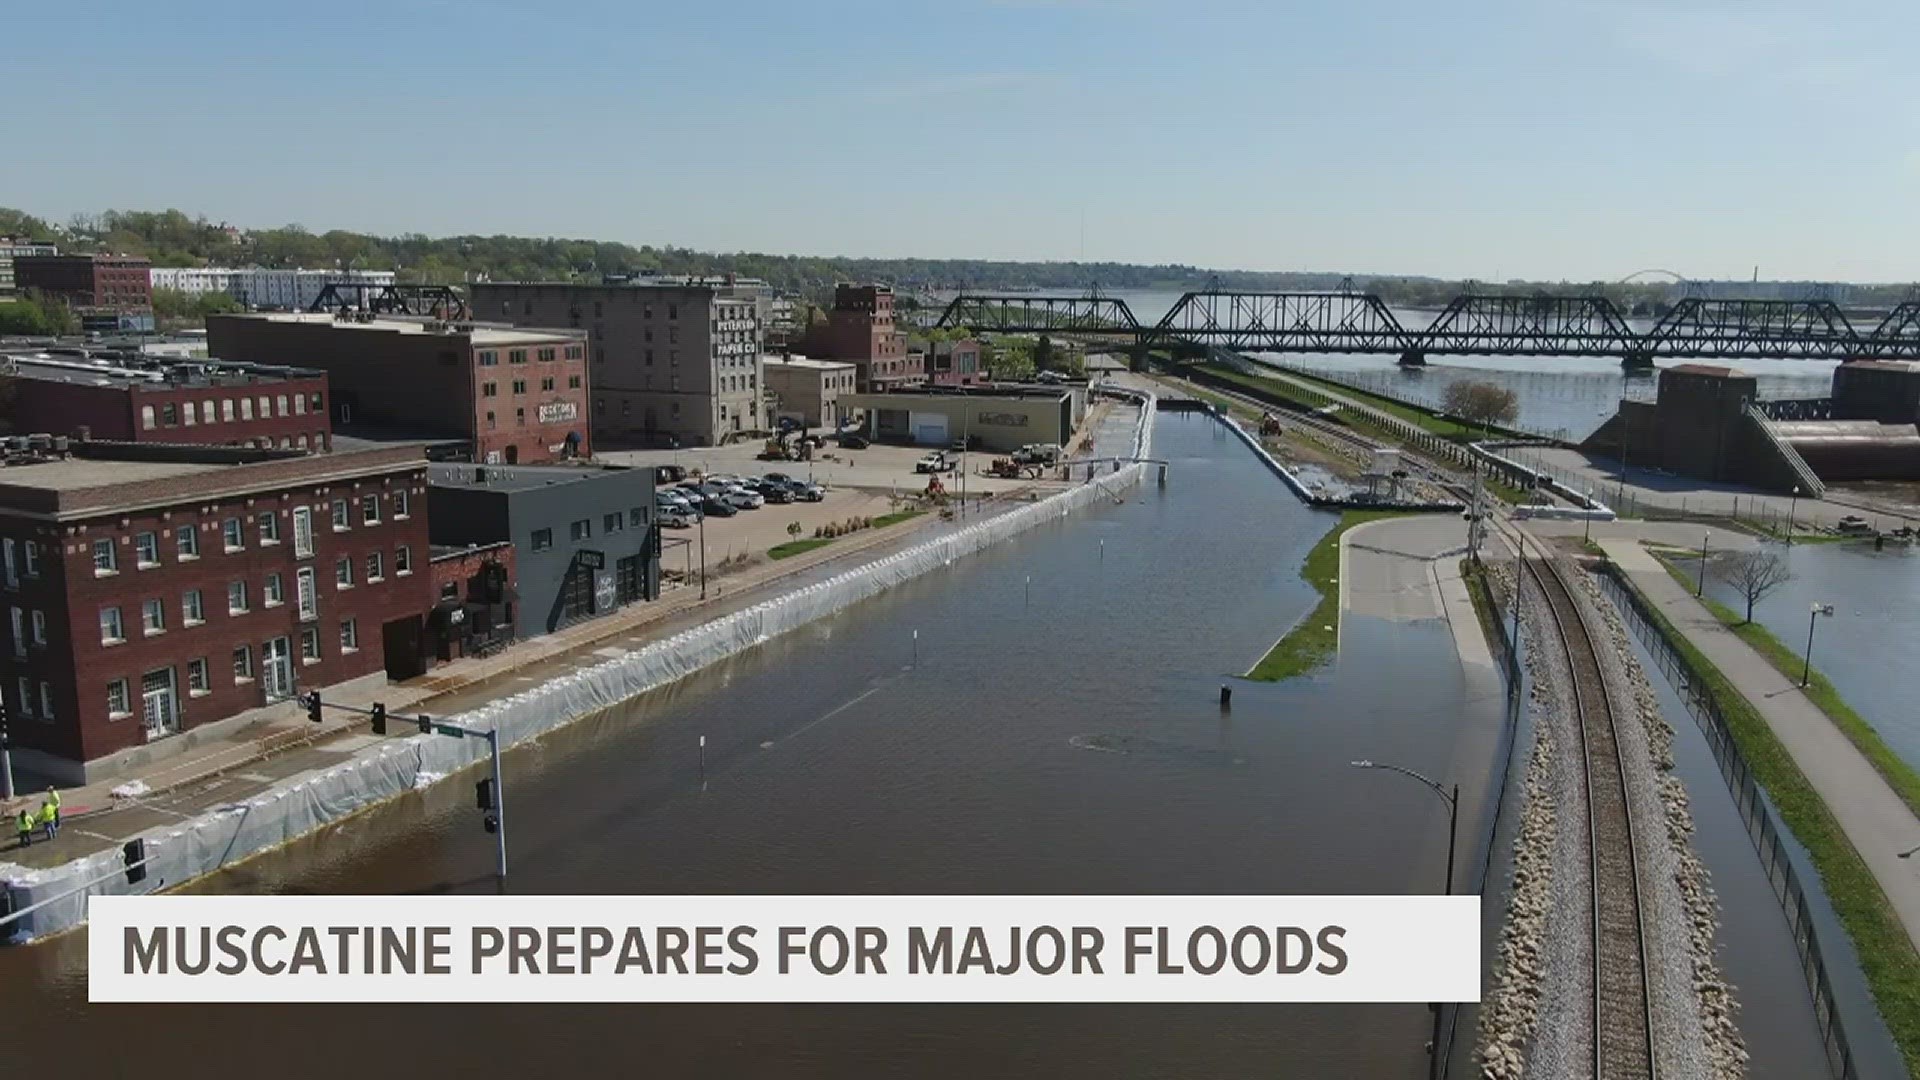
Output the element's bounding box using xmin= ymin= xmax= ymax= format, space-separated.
xmin=1441 ymin=380 xmax=1520 ymax=434
xmin=1715 ymin=547 xmax=1792 ymax=623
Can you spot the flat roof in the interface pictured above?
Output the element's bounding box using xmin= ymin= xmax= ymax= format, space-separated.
xmin=5 ymin=351 xmax=323 ymax=390
xmin=1664 ymin=364 xmax=1747 ymax=377
xmin=764 ymin=355 xmax=856 ymax=370
xmin=230 ymin=312 xmax=581 ymax=346
xmin=0 ymin=456 xmax=228 ymax=491
xmin=1839 ymin=360 xmax=1920 ymax=372
xmin=427 ymin=462 xmax=646 ymax=494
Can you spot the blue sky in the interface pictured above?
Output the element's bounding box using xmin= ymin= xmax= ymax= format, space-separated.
xmin=11 ymin=0 xmax=1920 ymax=280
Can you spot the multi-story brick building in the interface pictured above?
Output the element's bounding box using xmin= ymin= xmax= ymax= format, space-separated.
xmin=926 ymin=338 xmax=986 ymax=387
xmin=800 ymin=284 xmax=922 ymax=392
xmin=205 ymin=312 xmax=589 ymax=465
xmin=149 ymin=267 xmax=397 ymax=310
xmin=0 ymin=440 xmax=435 ymax=782
xmin=472 ymin=280 xmax=765 ymax=448
xmin=14 ymin=254 xmax=155 ymax=332
xmin=3 ymin=349 xmax=333 ymax=451
xmin=0 ymin=238 xmax=59 ymax=298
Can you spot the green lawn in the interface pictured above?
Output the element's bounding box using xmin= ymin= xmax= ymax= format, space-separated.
xmin=872 ymin=509 xmax=927 ymax=529
xmin=768 ymin=538 xmax=834 ymax=560
xmin=1246 ymin=510 xmax=1408 ymax=681
xmin=1657 ymin=556 xmax=1920 ymax=820
xmin=1247 ymin=364 xmax=1491 ymax=441
xmin=1625 ymin=567 xmax=1920 ymax=1075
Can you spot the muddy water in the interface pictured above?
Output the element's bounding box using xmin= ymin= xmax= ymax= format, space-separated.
xmin=1 ymin=413 xmax=1501 ymax=1079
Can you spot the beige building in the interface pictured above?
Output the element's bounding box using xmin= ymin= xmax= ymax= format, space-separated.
xmin=473 ymin=281 xmax=765 ymax=448
xmin=763 ymin=355 xmax=858 ymax=429
xmin=837 ymin=387 xmax=1082 ymax=454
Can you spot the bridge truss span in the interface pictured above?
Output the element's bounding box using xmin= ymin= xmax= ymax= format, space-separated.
xmin=1150 ymin=291 xmax=1412 ymax=354
xmin=1419 ymin=294 xmax=1639 ymax=357
xmin=934 ymin=295 xmax=1140 ymax=335
xmin=1643 ymin=299 xmax=1865 ymax=361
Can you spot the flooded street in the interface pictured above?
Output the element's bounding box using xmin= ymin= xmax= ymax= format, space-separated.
xmin=2 ymin=412 xmax=1510 ymax=1078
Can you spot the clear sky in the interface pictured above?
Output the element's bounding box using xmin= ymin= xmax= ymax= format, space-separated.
xmin=11 ymin=0 xmax=1920 ymax=281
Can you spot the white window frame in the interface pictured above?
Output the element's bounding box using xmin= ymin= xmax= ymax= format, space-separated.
xmin=182 ymin=589 xmax=204 ymax=625
xmin=331 ymin=499 xmax=350 ymax=531
xmin=107 ymin=678 xmax=131 ymax=718
xmin=93 ymin=538 xmax=118 ymax=575
xmin=366 ymin=551 xmax=383 ymax=582
xmin=361 ymin=494 xmax=381 ymax=525
xmin=232 ymin=645 xmax=254 ymax=683
xmin=176 ymin=525 xmax=199 ymax=560
xmin=295 ymin=566 xmax=320 ymax=621
xmin=264 ymin=572 xmax=285 ymax=608
xmin=340 ymin=618 xmax=359 ymax=653
xmin=100 ymin=605 xmax=124 ymax=644
xmin=300 ymin=626 xmax=321 ymax=664
xmin=142 ymin=597 xmax=166 ymax=636
xmin=21 ymin=540 xmax=38 ymax=577
xmin=293 ymin=506 xmax=315 ymax=558
xmin=222 ymin=517 xmax=244 ymax=552
xmin=258 ymin=511 xmax=280 ymax=545
xmin=30 ymin=609 xmax=46 ymax=646
xmin=135 ymin=531 xmax=159 ymax=567
xmin=227 ymin=580 xmax=249 ymax=615
xmin=187 ymin=658 xmax=211 ymax=696
xmin=335 ymin=557 xmax=353 ymax=590
xmin=393 ymin=489 xmax=410 ymax=519
xmin=395 ymin=545 xmax=412 ymax=575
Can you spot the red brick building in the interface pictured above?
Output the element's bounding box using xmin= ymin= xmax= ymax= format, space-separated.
xmin=14 ymin=254 xmax=152 ymax=309
xmin=206 ymin=313 xmax=590 ymax=465
xmin=5 ymin=351 xmax=333 ymax=451
xmin=800 ymin=284 xmax=923 ymax=392
xmin=0 ymin=440 xmax=434 ymax=782
xmin=426 ymin=540 xmax=516 ymax=661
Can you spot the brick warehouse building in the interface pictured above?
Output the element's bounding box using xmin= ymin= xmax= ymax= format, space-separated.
xmin=3 ymin=349 xmax=333 ymax=451
xmin=14 ymin=253 xmax=155 ymax=333
xmin=0 ymin=440 xmax=433 ymax=782
xmin=206 ymin=312 xmax=589 ymax=465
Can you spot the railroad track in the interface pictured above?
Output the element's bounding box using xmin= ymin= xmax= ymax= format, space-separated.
xmin=1522 ymin=541 xmax=1660 ymax=1080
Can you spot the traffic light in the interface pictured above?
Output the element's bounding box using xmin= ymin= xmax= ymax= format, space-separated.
xmin=370 ymin=703 xmax=387 ymax=736
xmin=417 ymin=713 xmax=433 ymax=735
xmin=305 ymin=691 xmax=323 ymax=723
xmin=476 ymin=778 xmax=494 ymax=811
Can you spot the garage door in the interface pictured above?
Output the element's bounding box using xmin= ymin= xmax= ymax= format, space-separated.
xmin=909 ymin=412 xmax=949 ymax=446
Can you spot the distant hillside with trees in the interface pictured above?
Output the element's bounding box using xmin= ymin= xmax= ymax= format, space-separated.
xmin=3 ymin=206 xmax=1910 ymax=311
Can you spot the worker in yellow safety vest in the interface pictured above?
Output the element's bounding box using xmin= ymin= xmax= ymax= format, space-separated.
xmin=36 ymin=798 xmax=57 ymax=841
xmin=44 ymin=786 xmax=60 ymax=827
xmin=14 ymin=807 xmax=31 ymax=848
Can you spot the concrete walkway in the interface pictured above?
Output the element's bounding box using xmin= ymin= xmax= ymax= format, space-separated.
xmin=1598 ymin=536 xmax=1920 ymax=950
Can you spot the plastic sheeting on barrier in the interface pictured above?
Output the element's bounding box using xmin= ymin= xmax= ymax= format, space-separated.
xmin=0 ymin=396 xmax=1155 ymax=943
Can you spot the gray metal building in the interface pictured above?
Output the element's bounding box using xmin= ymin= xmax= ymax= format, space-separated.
xmin=427 ymin=462 xmax=659 ymax=637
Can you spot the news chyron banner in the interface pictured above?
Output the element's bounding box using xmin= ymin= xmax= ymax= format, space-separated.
xmin=91 ymin=895 xmax=1479 ymax=1003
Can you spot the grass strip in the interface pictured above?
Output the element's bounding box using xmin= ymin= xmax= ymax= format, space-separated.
xmin=1656 ymin=556 xmax=1920 ymax=820
xmin=872 ymin=509 xmax=926 ymax=529
xmin=1616 ymin=562 xmax=1920 ymax=1076
xmin=1246 ymin=509 xmax=1408 ymax=681
xmin=768 ymin=538 xmax=834 ymax=560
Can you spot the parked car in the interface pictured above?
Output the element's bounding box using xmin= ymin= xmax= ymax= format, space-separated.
xmin=724 ymin=487 xmax=765 ymax=510
xmin=659 ymin=505 xmax=697 ymax=529
xmin=916 ymin=450 xmax=955 ymax=474
xmin=788 ymin=480 xmax=825 ymax=502
xmin=838 ymin=434 xmax=869 ymax=450
xmin=700 ymin=495 xmax=738 ymax=517
xmin=754 ymin=480 xmax=795 ymax=504
xmin=657 ymin=492 xmax=700 ymax=520
xmin=763 ymin=472 xmax=794 ymax=485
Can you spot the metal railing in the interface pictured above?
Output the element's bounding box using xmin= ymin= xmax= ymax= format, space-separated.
xmin=1597 ymin=567 xmax=1858 ymax=1080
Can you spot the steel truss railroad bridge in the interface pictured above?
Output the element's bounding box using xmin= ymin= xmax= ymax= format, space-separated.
xmin=935 ymin=290 xmax=1920 ymax=367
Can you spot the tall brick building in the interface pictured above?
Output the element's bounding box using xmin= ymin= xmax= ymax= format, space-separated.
xmin=14 ymin=254 xmax=154 ymax=332
xmin=800 ymin=284 xmax=922 ymax=392
xmin=4 ymin=350 xmax=333 ymax=451
xmin=0 ymin=440 xmax=434 ymax=782
xmin=206 ymin=313 xmax=589 ymax=465
xmin=473 ymin=280 xmax=765 ymax=448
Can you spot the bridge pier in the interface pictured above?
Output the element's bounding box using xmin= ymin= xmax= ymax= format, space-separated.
xmin=1621 ymin=351 xmax=1655 ymax=373
xmin=1397 ymin=350 xmax=1428 ymax=368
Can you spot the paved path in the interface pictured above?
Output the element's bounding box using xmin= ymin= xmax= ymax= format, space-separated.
xmin=1598 ymin=536 xmax=1920 ymax=950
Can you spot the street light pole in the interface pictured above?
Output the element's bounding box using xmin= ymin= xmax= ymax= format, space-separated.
xmin=1802 ymin=602 xmax=1833 ymax=687
xmin=1351 ymin=759 xmax=1458 ymax=1080
xmin=1787 ymin=485 xmax=1800 ymax=543
xmin=1697 ymin=533 xmax=1710 ymax=596
xmin=698 ymin=509 xmax=708 ymax=600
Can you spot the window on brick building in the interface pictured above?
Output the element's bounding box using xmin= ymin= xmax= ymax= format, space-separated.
xmin=340 ymin=619 xmax=359 ymax=652
xmin=233 ymin=645 xmax=253 ymax=682
xmin=227 ymin=580 xmax=248 ymax=614
xmin=107 ymin=679 xmax=131 ymax=718
xmin=188 ymin=658 xmax=210 ymax=695
xmin=395 ymin=545 xmax=411 ymax=574
xmin=366 ymin=551 xmax=383 ymax=581
xmin=511 ymin=380 xmax=526 ymax=395
xmin=93 ymin=539 xmax=117 ymax=575
xmin=264 ymin=573 xmax=285 ymax=607
xmin=182 ymin=589 xmax=204 ymax=624
xmin=258 ymin=512 xmax=280 ymax=544
xmin=134 ymin=531 xmax=159 ymax=567
xmin=568 ymin=375 xmax=582 ymax=389
xmin=393 ymin=490 xmax=410 ymax=518
xmin=361 ymin=494 xmax=380 ymax=525
xmin=176 ymin=525 xmax=198 ymax=559
xmin=142 ymin=598 xmax=165 ymax=635
xmin=100 ymin=606 xmax=124 ymax=643
xmin=335 ymin=557 xmax=353 ymax=589
xmin=223 ymin=518 xmax=244 ymax=551
xmin=541 ymin=377 xmax=555 ymax=391
xmin=332 ymin=499 xmax=350 ymax=530
xmin=300 ymin=626 xmax=321 ymax=663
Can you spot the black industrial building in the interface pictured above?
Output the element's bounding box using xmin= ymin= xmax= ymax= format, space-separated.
xmin=427 ymin=463 xmax=660 ymax=638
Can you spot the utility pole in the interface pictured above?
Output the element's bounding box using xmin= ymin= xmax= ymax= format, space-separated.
xmin=1697 ymin=534 xmax=1710 ymax=596
xmin=0 ymin=700 xmax=12 ymax=801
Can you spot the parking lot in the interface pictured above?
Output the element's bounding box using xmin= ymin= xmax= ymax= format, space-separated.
xmin=598 ymin=439 xmax=1049 ymax=499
